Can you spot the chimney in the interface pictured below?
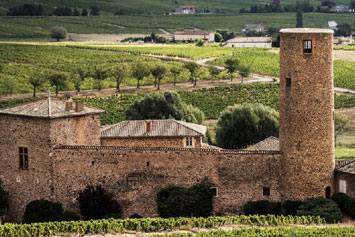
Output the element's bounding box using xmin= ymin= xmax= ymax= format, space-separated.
xmin=146 ymin=120 xmax=151 ymax=133
xmin=75 ymin=100 xmax=84 ymax=112
xmin=65 ymin=97 xmax=73 ymax=111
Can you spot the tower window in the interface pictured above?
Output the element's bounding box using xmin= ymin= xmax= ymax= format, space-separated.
xmin=303 ymin=40 xmax=312 ymax=53
xmin=263 ymin=188 xmax=270 ymax=196
xmin=19 ymin=147 xmax=29 ymax=169
xmin=286 ymin=78 xmax=291 ymax=88
xmin=325 ymin=186 xmax=331 ymax=199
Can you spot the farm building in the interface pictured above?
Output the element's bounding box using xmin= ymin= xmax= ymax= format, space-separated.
xmin=174 ymin=31 xmax=215 ymax=42
xmin=171 ymin=5 xmax=196 ymax=14
xmin=0 ymin=28 xmax=350 ymax=223
xmin=224 ymin=37 xmax=272 ymax=48
xmin=324 ymin=21 xmax=338 ymax=29
xmin=242 ymin=24 xmax=264 ymax=33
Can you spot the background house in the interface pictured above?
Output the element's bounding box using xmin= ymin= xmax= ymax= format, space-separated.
xmin=224 ymin=37 xmax=272 ymax=48
xmin=172 ymin=5 xmax=196 ymax=14
xmin=242 ymin=24 xmax=264 ymax=33
xmin=324 ymin=21 xmax=338 ymax=29
xmin=174 ymin=31 xmax=215 ymax=42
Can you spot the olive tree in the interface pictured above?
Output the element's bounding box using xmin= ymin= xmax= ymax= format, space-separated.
xmin=50 ymin=27 xmax=67 ymax=42
xmin=239 ymin=65 xmax=251 ymax=83
xmin=92 ymin=65 xmax=109 ymax=91
xmin=184 ymin=62 xmax=200 ymax=84
xmin=72 ymin=68 xmax=90 ymax=93
xmin=47 ymin=71 xmax=67 ymax=96
xmin=170 ymin=66 xmax=182 ymax=86
xmin=132 ymin=61 xmax=150 ymax=89
xmin=225 ymin=58 xmax=239 ymax=81
xmin=151 ymin=64 xmax=167 ymax=90
xmin=111 ymin=64 xmax=128 ymax=92
xmin=216 ymin=103 xmax=279 ymax=149
xmin=208 ymin=66 xmax=221 ymax=80
xmin=29 ymin=72 xmax=45 ymax=97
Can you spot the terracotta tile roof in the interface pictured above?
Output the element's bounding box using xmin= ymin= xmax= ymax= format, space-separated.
xmin=336 ymin=159 xmax=355 ymax=174
xmin=0 ymin=99 xmax=104 ymax=118
xmin=179 ymin=5 xmax=195 ymax=8
xmin=101 ymin=120 xmax=206 ymax=138
xmin=252 ymin=136 xmax=279 ymax=151
xmin=227 ymin=37 xmax=272 ymax=43
xmin=175 ymin=31 xmax=212 ymax=36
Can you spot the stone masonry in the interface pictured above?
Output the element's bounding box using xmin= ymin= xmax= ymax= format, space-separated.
xmin=0 ymin=29 xmax=336 ymax=222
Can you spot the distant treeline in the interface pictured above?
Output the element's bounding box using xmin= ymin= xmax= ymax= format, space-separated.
xmin=7 ymin=4 xmax=100 ymax=16
xmin=240 ymin=0 xmax=355 ymax=13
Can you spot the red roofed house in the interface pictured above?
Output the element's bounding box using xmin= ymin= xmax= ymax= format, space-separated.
xmin=174 ymin=31 xmax=215 ymax=42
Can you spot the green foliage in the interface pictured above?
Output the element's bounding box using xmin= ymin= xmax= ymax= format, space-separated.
xmin=170 ymin=66 xmax=182 ymax=86
xmin=50 ymin=27 xmax=67 ymax=41
xmin=125 ymin=91 xmax=204 ymax=124
xmin=92 ymin=65 xmax=109 ymax=91
xmin=224 ymin=58 xmax=239 ymax=80
xmin=196 ymin=40 xmax=205 ymax=47
xmin=216 ymin=103 xmax=279 ymax=149
xmin=0 ymin=215 xmax=327 ymax=235
xmin=28 ymin=72 xmax=45 ymax=97
xmin=1 ymin=76 xmax=16 ymax=96
xmin=78 ymin=185 xmax=121 ymax=220
xmin=47 ymin=71 xmax=67 ymax=96
xmin=184 ymin=62 xmax=200 ymax=83
xmin=157 ymin=184 xmax=214 ymax=218
xmin=296 ymin=10 xmax=303 ymax=28
xmin=111 ymin=64 xmax=129 ymax=92
xmin=243 ymin=200 xmax=280 ymax=215
xmin=129 ymin=213 xmax=143 ymax=219
xmin=61 ymin=211 xmax=80 ymax=221
xmin=208 ymin=66 xmax=221 ymax=80
xmin=335 ymin=113 xmax=349 ymax=143
xmin=296 ymin=197 xmax=341 ymax=223
xmin=150 ymin=64 xmax=167 ymax=90
xmin=0 ymin=180 xmax=9 ymax=217
xmin=22 ymin=199 xmax=64 ymax=224
xmin=282 ymin=200 xmax=303 ymax=216
xmin=332 ymin=192 xmax=355 ymax=219
xmin=131 ymin=61 xmax=151 ymax=88
xmin=238 ymin=65 xmax=251 ymax=83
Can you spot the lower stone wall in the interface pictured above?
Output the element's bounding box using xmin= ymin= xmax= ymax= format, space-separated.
xmin=52 ymin=146 xmax=282 ymax=218
xmin=335 ymin=171 xmax=355 ymax=198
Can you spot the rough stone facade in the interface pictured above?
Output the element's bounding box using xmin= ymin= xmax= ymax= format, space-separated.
xmin=0 ymin=29 xmax=337 ymax=222
xmin=279 ymin=29 xmax=335 ymax=200
xmin=101 ymin=136 xmax=202 ymax=148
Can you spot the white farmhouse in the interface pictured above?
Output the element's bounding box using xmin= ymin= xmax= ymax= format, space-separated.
xmin=174 ymin=31 xmax=215 ymax=42
xmin=324 ymin=21 xmax=338 ymax=29
xmin=225 ymin=37 xmax=272 ymax=48
xmin=172 ymin=5 xmax=196 ymax=14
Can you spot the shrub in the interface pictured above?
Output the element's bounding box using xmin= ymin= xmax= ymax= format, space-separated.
xmin=50 ymin=27 xmax=67 ymax=42
xmin=22 ymin=199 xmax=63 ymax=224
xmin=157 ymin=184 xmax=214 ymax=218
xmin=332 ymin=192 xmax=355 ymax=219
xmin=242 ymin=200 xmax=280 ymax=215
xmin=78 ymin=185 xmax=121 ymax=220
xmin=282 ymin=200 xmax=303 ymax=216
xmin=129 ymin=213 xmax=143 ymax=219
xmin=61 ymin=211 xmax=80 ymax=221
xmin=296 ymin=197 xmax=341 ymax=223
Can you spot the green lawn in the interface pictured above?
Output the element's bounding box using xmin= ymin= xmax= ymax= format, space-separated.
xmin=1 ymin=13 xmax=355 ymax=39
xmin=335 ymin=146 xmax=355 ymax=159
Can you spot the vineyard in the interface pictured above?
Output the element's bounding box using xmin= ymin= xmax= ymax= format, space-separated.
xmin=0 ymin=215 xmax=327 ymax=236
xmin=335 ymin=45 xmax=355 ymax=51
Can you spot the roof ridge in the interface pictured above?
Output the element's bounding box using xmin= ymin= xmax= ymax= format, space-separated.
xmin=174 ymin=120 xmax=204 ymax=136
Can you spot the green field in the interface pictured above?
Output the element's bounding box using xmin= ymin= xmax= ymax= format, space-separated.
xmin=0 ymin=0 xmax=352 ymax=15
xmin=1 ymin=12 xmax=355 ymax=39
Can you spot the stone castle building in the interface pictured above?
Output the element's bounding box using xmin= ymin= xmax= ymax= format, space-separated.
xmin=0 ymin=29 xmax=345 ymax=222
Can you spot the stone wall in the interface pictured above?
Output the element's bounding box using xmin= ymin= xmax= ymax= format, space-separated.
xmin=335 ymin=172 xmax=355 ymax=198
xmin=279 ymin=29 xmax=335 ymax=200
xmin=101 ymin=136 xmax=202 ymax=148
xmin=0 ymin=115 xmax=53 ymax=222
xmin=51 ymin=146 xmax=282 ymax=218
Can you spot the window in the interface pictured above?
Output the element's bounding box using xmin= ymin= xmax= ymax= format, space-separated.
xmin=210 ymin=187 xmax=218 ymax=197
xmin=325 ymin=186 xmax=331 ymax=199
xmin=127 ymin=174 xmax=139 ymax=190
xmin=146 ymin=161 xmax=150 ymax=167
xmin=186 ymin=137 xmax=193 ymax=147
xmin=286 ymin=78 xmax=291 ymax=88
xmin=263 ymin=188 xmax=270 ymax=196
xmin=303 ymin=40 xmax=312 ymax=53
xmin=339 ymin=180 xmax=347 ymax=193
xmin=19 ymin=147 xmax=28 ymax=169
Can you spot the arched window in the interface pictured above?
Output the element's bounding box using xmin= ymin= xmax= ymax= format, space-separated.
xmin=325 ymin=186 xmax=331 ymax=199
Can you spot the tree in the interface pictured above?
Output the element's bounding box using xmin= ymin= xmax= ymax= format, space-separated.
xmin=73 ymin=68 xmax=90 ymax=93
xmin=208 ymin=66 xmax=221 ymax=80
xmin=350 ymin=0 xmax=355 ymax=9
xmin=28 ymin=73 xmax=45 ymax=97
xmin=150 ymin=64 xmax=167 ymax=90
xmin=53 ymin=7 xmax=72 ymax=16
xmin=92 ymin=65 xmax=109 ymax=91
xmin=50 ymin=27 xmax=67 ymax=42
xmin=296 ymin=10 xmax=303 ymax=28
xmin=335 ymin=113 xmax=348 ymax=143
xmin=214 ymin=32 xmax=223 ymax=42
xmin=239 ymin=65 xmax=251 ymax=83
xmin=125 ymin=91 xmax=204 ymax=124
xmin=216 ymin=103 xmax=279 ymax=149
xmin=81 ymin=8 xmax=88 ymax=16
xmin=224 ymin=58 xmax=239 ymax=81
xmin=78 ymin=185 xmax=121 ymax=220
xmin=90 ymin=6 xmax=100 ymax=16
xmin=335 ymin=23 xmax=352 ymax=36
xmin=184 ymin=62 xmax=200 ymax=84
xmin=2 ymin=77 xmax=16 ymax=96
xmin=132 ymin=61 xmax=150 ymax=89
xmin=47 ymin=71 xmax=67 ymax=96
xmin=170 ymin=66 xmax=182 ymax=86
xmin=111 ymin=64 xmax=128 ymax=92
xmin=195 ymin=39 xmax=205 ymax=47
xmin=0 ymin=180 xmax=9 ymax=221
xmin=73 ymin=8 xmax=80 ymax=16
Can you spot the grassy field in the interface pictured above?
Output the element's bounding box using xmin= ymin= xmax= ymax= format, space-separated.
xmin=0 ymin=0 xmax=352 ymax=15
xmin=1 ymin=12 xmax=355 ymax=39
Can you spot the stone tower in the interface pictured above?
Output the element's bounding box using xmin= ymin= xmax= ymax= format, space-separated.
xmin=279 ymin=28 xmax=335 ymax=200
